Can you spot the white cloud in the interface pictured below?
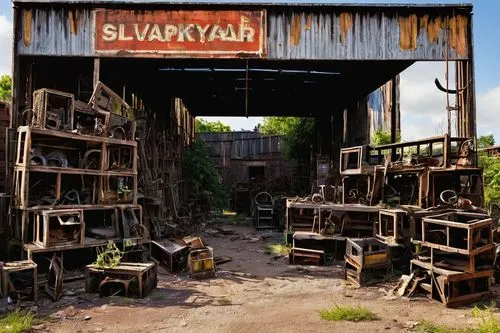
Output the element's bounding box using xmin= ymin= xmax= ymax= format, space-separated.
xmin=477 ymin=86 xmax=500 ymax=140
xmin=400 ymin=62 xmax=452 ymax=140
xmin=0 ymin=15 xmax=12 ymax=76
xmin=400 ymin=61 xmax=500 ymax=141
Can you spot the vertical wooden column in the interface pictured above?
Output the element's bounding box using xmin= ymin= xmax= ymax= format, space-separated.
xmin=93 ymin=58 xmax=100 ymax=89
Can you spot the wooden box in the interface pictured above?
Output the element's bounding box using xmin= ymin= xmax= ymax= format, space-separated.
xmin=411 ymin=259 xmax=492 ymax=307
xmin=345 ymin=237 xmax=390 ymax=270
xmin=378 ymin=209 xmax=410 ymax=243
xmin=33 ymin=209 xmax=84 ymax=248
xmin=422 ymin=212 xmax=493 ymax=255
xmin=0 ymin=260 xmax=38 ymax=304
xmin=340 ymin=146 xmax=370 ymax=175
xmin=422 ymin=247 xmax=495 ymax=275
xmin=31 ymin=88 xmax=74 ymax=132
xmin=289 ymin=247 xmax=324 ymax=266
xmin=85 ymin=262 xmax=157 ymax=298
xmin=89 ymin=82 xmax=132 ymax=118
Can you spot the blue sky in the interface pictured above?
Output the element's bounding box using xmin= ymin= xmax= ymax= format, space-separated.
xmin=0 ymin=1 xmax=498 ymax=141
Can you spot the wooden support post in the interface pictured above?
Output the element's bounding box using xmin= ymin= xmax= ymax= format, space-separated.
xmin=93 ymin=58 xmax=100 ymax=89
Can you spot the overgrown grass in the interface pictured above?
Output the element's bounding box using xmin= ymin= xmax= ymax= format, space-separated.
xmin=318 ymin=305 xmax=378 ymax=322
xmin=0 ymin=310 xmax=34 ymax=333
xmin=418 ymin=304 xmax=500 ymax=333
xmin=266 ymin=243 xmax=290 ymax=256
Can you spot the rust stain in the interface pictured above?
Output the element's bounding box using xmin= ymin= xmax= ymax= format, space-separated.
xmin=305 ymin=14 xmax=312 ymax=31
xmin=339 ymin=12 xmax=353 ymax=45
xmin=426 ymin=17 xmax=442 ymax=44
xmin=69 ymin=10 xmax=79 ymax=34
xmin=448 ymin=15 xmax=468 ymax=57
xmin=399 ymin=14 xmax=418 ymax=50
xmin=290 ymin=14 xmax=301 ymax=46
xmin=23 ymin=9 xmax=32 ymax=47
xmin=419 ymin=15 xmax=429 ymax=32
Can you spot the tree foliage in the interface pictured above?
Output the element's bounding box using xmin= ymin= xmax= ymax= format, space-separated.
xmin=195 ymin=118 xmax=231 ymax=132
xmin=478 ymin=134 xmax=495 ymax=149
xmin=371 ymin=130 xmax=401 ymax=146
xmin=0 ymin=75 xmax=11 ymax=103
xmin=260 ymin=117 xmax=301 ymax=136
xmin=259 ymin=116 xmax=316 ymax=160
xmin=185 ymin=140 xmax=228 ymax=210
xmin=479 ymin=153 xmax=500 ymax=207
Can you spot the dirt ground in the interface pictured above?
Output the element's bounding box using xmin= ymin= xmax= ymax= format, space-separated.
xmin=33 ymin=223 xmax=500 ymax=333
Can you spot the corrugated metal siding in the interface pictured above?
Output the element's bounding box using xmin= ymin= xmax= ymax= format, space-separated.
xmin=17 ymin=7 xmax=94 ymax=56
xmin=267 ymin=10 xmax=469 ymax=60
xmin=16 ymin=6 xmax=471 ymax=60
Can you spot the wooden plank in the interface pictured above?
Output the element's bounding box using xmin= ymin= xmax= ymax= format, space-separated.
xmin=14 ymin=165 xmax=136 ymax=177
xmin=22 ymin=127 xmax=137 ymax=147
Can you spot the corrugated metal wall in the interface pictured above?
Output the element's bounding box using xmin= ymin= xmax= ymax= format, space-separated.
xmin=267 ymin=10 xmax=469 ymax=60
xmin=16 ymin=5 xmax=471 ymax=61
xmin=18 ymin=7 xmax=94 ymax=56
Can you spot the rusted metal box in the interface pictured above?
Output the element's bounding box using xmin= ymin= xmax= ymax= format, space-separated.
xmin=33 ymin=209 xmax=84 ymax=248
xmin=188 ymin=247 xmax=215 ymax=279
xmin=421 ymin=212 xmax=493 ymax=255
xmin=31 ymin=88 xmax=74 ymax=132
xmin=85 ymin=262 xmax=157 ymax=298
xmin=151 ymin=239 xmax=188 ymax=273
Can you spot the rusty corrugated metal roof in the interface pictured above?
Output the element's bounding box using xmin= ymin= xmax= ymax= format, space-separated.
xmin=17 ymin=6 xmax=473 ymax=60
xmin=13 ymin=0 xmax=473 ymax=8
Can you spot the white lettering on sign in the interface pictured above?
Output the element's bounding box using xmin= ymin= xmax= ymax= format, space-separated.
xmin=101 ymin=16 xmax=256 ymax=43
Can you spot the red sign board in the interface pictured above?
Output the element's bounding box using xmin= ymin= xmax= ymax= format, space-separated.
xmin=94 ymin=9 xmax=266 ymax=57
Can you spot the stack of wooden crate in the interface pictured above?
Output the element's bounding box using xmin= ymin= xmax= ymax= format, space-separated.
xmin=410 ymin=212 xmax=494 ymax=307
xmin=11 ymin=83 xmax=146 ymax=265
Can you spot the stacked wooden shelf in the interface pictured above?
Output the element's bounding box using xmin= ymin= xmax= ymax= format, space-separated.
xmin=411 ymin=212 xmax=494 ymax=307
xmin=10 ymin=85 xmax=146 ymax=260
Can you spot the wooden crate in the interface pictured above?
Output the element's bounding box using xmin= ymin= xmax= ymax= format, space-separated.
xmin=31 ymin=88 xmax=74 ymax=132
xmin=378 ymin=209 xmax=410 ymax=243
xmin=345 ymin=255 xmax=390 ymax=287
xmin=411 ymin=259 xmax=492 ymax=307
xmin=85 ymin=262 xmax=157 ymax=298
xmin=421 ymin=212 xmax=493 ymax=255
xmin=33 ymin=209 xmax=84 ymax=248
xmin=345 ymin=237 xmax=390 ymax=270
xmin=421 ymin=247 xmax=495 ymax=275
xmin=289 ymin=247 xmax=325 ymax=266
xmin=0 ymin=260 xmax=38 ymax=304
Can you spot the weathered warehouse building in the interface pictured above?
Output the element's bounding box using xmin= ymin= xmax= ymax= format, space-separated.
xmin=5 ymin=1 xmax=477 ymax=257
